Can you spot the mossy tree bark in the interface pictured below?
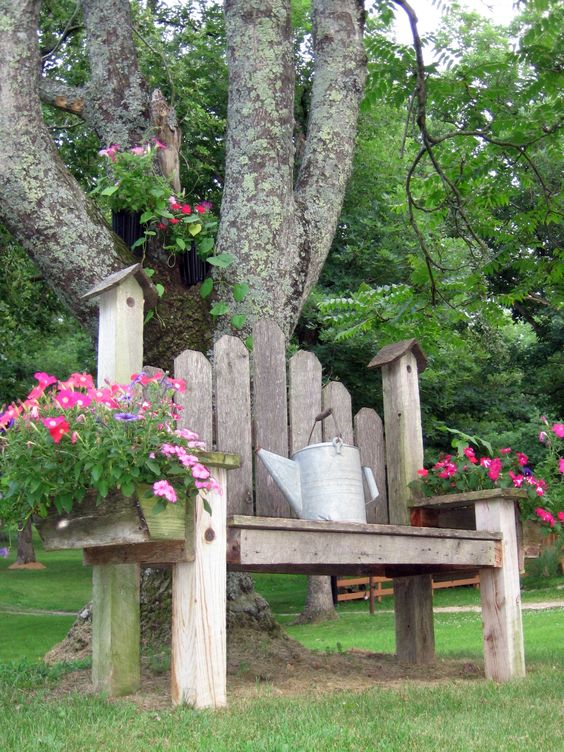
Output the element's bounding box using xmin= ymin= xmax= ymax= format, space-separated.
xmin=0 ymin=0 xmax=367 ymax=633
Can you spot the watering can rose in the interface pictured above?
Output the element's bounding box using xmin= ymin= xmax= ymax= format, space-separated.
xmin=0 ymin=371 xmax=219 ymax=527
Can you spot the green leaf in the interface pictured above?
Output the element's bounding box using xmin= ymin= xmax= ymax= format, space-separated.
xmin=144 ymin=309 xmax=155 ymax=325
xmin=233 ymin=283 xmax=249 ymax=302
xmin=197 ymin=237 xmax=214 ymax=255
xmin=140 ymin=211 xmax=155 ymax=224
xmin=145 ymin=459 xmax=161 ymax=475
xmin=210 ymin=302 xmax=229 ymax=317
xmin=155 ymin=283 xmax=165 ymax=298
xmin=244 ymin=336 xmax=253 ymax=351
xmin=144 ymin=267 xmax=155 ymax=278
xmin=200 ymin=277 xmax=214 ymax=298
xmin=131 ymin=237 xmax=145 ymax=250
xmin=176 ymin=237 xmax=186 ymax=250
xmin=100 ymin=185 xmax=119 ymax=196
xmin=91 ymin=465 xmax=103 ymax=482
xmin=207 ymin=253 xmax=235 ymax=268
xmin=202 ymin=498 xmax=212 ymax=516
xmin=121 ymin=480 xmax=134 ymax=497
xmin=231 ymin=314 xmax=247 ymax=330
xmin=188 ymin=223 xmax=202 ymax=237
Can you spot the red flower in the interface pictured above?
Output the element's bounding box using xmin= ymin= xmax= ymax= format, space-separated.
xmin=170 ymin=202 xmax=181 ymax=211
xmin=170 ymin=218 xmax=179 ymax=224
xmin=181 ymin=204 xmax=191 ymax=215
xmin=42 ymin=416 xmax=70 ymax=444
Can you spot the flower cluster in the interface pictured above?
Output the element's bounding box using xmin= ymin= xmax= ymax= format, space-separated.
xmin=93 ymin=142 xmax=217 ymax=261
xmin=411 ymin=421 xmax=563 ymax=524
xmin=0 ymin=371 xmax=219 ymax=528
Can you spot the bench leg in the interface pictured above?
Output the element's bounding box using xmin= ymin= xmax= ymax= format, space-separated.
xmin=171 ymin=470 xmax=227 ymax=708
xmin=476 ymin=499 xmax=525 ymax=681
xmin=394 ymin=574 xmax=435 ymax=663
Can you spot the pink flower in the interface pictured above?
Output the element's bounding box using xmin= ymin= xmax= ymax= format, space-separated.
xmin=559 ymin=458 xmax=564 ymax=474
xmin=558 ymin=512 xmax=564 ymax=523
xmin=175 ymin=428 xmax=200 ymax=442
xmin=194 ymin=203 xmax=207 ymax=214
xmin=99 ymin=144 xmax=120 ymax=161
xmin=535 ymin=507 xmax=555 ymax=526
xmin=34 ymin=372 xmax=57 ymax=387
xmin=417 ymin=468 xmax=429 ymax=477
xmin=55 ymin=390 xmax=81 ymax=409
xmin=509 ymin=471 xmax=524 ymax=488
xmin=170 ymin=217 xmax=179 ymax=224
xmin=191 ymin=463 xmax=210 ymax=480
xmin=170 ymin=203 xmax=181 ymax=212
xmin=516 ymin=452 xmax=528 ymax=466
xmin=152 ymin=138 xmax=167 ymax=149
xmin=552 ymin=424 xmax=564 ymax=439
xmin=157 ymin=223 xmax=167 ymax=230
xmin=66 ymin=373 xmax=94 ymax=390
xmin=181 ymin=204 xmax=191 ymax=215
xmin=129 ymin=146 xmax=146 ymax=156
xmin=488 ymin=457 xmax=502 ymax=482
xmin=500 ymin=447 xmax=512 ymax=455
xmin=539 ymin=431 xmax=548 ymax=443
xmin=480 ymin=457 xmax=492 ymax=468
xmin=167 ymin=377 xmax=186 ymax=393
xmin=463 ymin=447 xmax=478 ymax=464
xmin=153 ymin=480 xmax=177 ymax=504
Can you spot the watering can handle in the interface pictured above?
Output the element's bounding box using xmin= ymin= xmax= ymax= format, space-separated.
xmin=362 ymin=466 xmax=379 ymax=504
xmin=307 ymin=408 xmax=342 ymax=446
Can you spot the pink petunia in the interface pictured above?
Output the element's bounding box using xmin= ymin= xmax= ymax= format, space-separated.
xmin=34 ymin=372 xmax=57 ymax=387
xmin=559 ymin=458 xmax=564 ymax=474
xmin=516 ymin=452 xmax=528 ymax=466
xmin=181 ymin=204 xmax=191 ymax=215
xmin=152 ymin=138 xmax=167 ymax=149
xmin=463 ymin=447 xmax=478 ymax=464
xmin=55 ymin=390 xmax=81 ymax=409
xmin=488 ymin=457 xmax=502 ymax=482
xmin=558 ymin=512 xmax=564 ymax=523
xmin=552 ymin=424 xmax=564 ymax=439
xmin=500 ymin=447 xmax=512 ymax=455
xmin=66 ymin=373 xmax=95 ymax=389
xmin=191 ymin=463 xmax=210 ymax=480
xmin=509 ymin=471 xmax=524 ymax=488
xmin=417 ymin=468 xmax=429 ymax=477
xmin=130 ymin=146 xmax=146 ymax=156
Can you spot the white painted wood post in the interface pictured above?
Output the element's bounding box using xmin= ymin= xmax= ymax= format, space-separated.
xmin=475 ymin=497 xmax=525 ymax=681
xmin=171 ymin=468 xmax=227 ymax=708
xmin=82 ymin=265 xmax=157 ymax=696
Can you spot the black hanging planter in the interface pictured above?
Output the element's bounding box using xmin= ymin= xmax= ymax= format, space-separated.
xmin=111 ymin=211 xmax=144 ymax=257
xmin=178 ymin=242 xmax=210 ymax=287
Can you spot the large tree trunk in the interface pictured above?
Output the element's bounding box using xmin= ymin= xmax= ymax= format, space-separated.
xmin=0 ymin=0 xmax=367 ymax=652
xmin=8 ymin=519 xmax=45 ymax=570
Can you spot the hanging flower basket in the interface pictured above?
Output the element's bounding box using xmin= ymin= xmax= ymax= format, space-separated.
xmin=111 ymin=210 xmax=144 ymax=256
xmin=178 ymin=242 xmax=210 ymax=287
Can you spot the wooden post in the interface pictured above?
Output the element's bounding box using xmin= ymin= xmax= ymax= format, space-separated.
xmin=171 ymin=468 xmax=227 ymax=707
xmin=82 ymin=264 xmax=156 ymax=696
xmin=475 ymin=498 xmax=525 ymax=681
xmin=368 ymin=340 xmax=435 ymax=664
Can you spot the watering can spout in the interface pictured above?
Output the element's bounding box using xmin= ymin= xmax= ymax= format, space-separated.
xmin=256 ymin=449 xmax=302 ymax=517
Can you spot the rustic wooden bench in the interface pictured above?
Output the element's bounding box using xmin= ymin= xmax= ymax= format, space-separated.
xmin=64 ymin=268 xmax=525 ymax=708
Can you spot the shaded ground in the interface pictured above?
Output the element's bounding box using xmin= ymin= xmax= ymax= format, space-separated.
xmin=47 ymin=628 xmax=484 ymax=711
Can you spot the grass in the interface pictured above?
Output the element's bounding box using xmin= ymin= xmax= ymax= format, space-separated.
xmin=1 ymin=536 xmax=563 ymax=751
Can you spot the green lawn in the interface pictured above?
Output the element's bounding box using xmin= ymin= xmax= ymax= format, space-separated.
xmin=1 ymin=536 xmax=563 ymax=751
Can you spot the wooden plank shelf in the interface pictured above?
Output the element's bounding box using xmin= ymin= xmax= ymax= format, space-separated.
xmin=226 ymin=516 xmax=502 ymax=576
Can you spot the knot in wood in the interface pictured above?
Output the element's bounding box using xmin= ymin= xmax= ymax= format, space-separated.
xmin=204 ymin=527 xmax=215 ymax=542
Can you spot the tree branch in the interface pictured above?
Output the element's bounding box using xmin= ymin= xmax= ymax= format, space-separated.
xmin=294 ymin=0 xmax=367 ymax=301
xmin=39 ymin=78 xmax=86 ymax=117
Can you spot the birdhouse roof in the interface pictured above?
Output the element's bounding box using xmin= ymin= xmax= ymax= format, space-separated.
xmin=81 ymin=264 xmax=158 ymax=309
xmin=367 ymin=338 xmax=427 ymax=373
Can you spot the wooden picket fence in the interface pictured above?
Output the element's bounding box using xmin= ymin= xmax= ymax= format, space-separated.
xmin=173 ymin=319 xmax=389 ymax=524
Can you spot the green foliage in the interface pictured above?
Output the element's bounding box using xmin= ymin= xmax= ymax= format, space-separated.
xmin=0 ymin=230 xmax=94 ymax=406
xmin=0 ymin=373 xmax=215 ymax=526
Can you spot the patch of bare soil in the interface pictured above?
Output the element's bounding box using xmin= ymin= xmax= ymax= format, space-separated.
xmin=47 ymin=626 xmax=482 ymax=711
xmin=8 ymin=562 xmax=46 ymax=570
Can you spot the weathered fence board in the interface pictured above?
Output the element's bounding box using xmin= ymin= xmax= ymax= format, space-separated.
xmin=253 ymin=319 xmax=289 ymax=518
xmin=322 ymin=381 xmax=353 ymax=443
xmin=288 ymin=350 xmax=322 ymax=452
xmin=354 ymin=407 xmax=388 ymax=524
xmin=174 ymin=350 xmax=213 ymax=447
xmin=214 ymin=336 xmax=253 ymax=516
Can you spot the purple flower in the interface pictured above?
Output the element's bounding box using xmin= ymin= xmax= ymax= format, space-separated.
xmin=113 ymin=412 xmax=140 ymax=421
xmin=0 ymin=547 xmax=9 ymax=559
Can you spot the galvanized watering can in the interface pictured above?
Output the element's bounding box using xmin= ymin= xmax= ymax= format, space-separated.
xmin=257 ymin=409 xmax=379 ymax=523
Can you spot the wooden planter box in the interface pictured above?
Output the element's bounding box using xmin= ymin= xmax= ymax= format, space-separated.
xmin=35 ymin=485 xmax=193 ymax=551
